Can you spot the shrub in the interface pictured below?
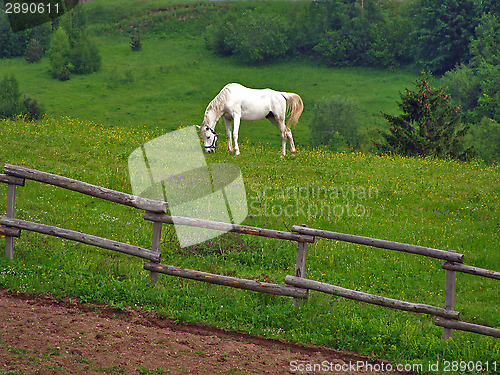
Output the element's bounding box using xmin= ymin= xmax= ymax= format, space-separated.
xmin=475 ymin=64 xmax=500 ymax=123
xmin=0 ymin=15 xmax=30 ymax=58
xmin=22 ymin=96 xmax=44 ymax=121
xmin=230 ymin=12 xmax=290 ymax=63
xmin=25 ymin=38 xmax=44 ymax=63
xmin=0 ymin=73 xmax=43 ymax=121
xmin=471 ymin=117 xmax=500 ymax=163
xmin=46 ymin=9 xmax=101 ymax=78
xmin=206 ymin=11 xmax=290 ymax=64
xmin=441 ymin=64 xmax=481 ymax=114
xmin=377 ymin=72 xmax=474 ymax=161
xmin=204 ymin=14 xmax=235 ymax=56
xmin=70 ymin=34 xmax=101 ymax=74
xmin=0 ymin=73 xmax=22 ymax=118
xmin=129 ymin=31 xmax=142 ymax=51
xmin=309 ymin=96 xmax=360 ymax=151
xmin=47 ymin=27 xmax=72 ymax=81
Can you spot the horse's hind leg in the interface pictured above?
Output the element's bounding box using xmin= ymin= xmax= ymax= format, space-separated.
xmin=232 ymin=115 xmax=241 ymax=156
xmin=268 ymin=114 xmax=293 ymax=157
xmin=224 ymin=117 xmax=233 ymax=153
xmin=285 ymin=126 xmax=296 ymax=155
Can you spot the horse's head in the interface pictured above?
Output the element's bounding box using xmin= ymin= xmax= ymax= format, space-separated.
xmin=197 ymin=124 xmax=218 ymax=153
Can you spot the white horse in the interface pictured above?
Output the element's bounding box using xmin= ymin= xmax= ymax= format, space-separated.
xmin=198 ymin=83 xmax=303 ymax=157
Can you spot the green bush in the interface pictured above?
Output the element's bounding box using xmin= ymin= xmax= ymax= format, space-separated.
xmin=70 ymin=34 xmax=101 ymax=74
xmin=204 ymin=14 xmax=236 ymax=57
xmin=230 ymin=12 xmax=291 ymax=63
xmin=22 ymin=96 xmax=44 ymax=121
xmin=0 ymin=73 xmax=22 ymax=118
xmin=441 ymin=64 xmax=481 ymax=114
xmin=441 ymin=12 xmax=500 ymax=126
xmin=470 ymin=117 xmax=500 ymax=163
xmin=206 ymin=10 xmax=290 ymax=64
xmin=309 ymin=96 xmax=360 ymax=151
xmin=25 ymin=38 xmax=44 ymax=63
xmin=47 ymin=27 xmax=72 ymax=81
xmin=377 ymin=72 xmax=474 ymax=161
xmin=129 ymin=31 xmax=142 ymax=51
xmin=0 ymin=73 xmax=44 ymax=120
xmin=45 ymin=8 xmax=101 ymax=78
xmin=312 ymin=0 xmax=402 ymax=68
xmin=0 ymin=14 xmax=29 ymax=58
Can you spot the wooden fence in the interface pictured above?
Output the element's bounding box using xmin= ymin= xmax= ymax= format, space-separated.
xmin=1 ymin=164 xmax=499 ymax=340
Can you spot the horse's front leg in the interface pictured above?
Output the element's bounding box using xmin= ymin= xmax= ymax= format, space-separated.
xmin=233 ymin=115 xmax=241 ymax=156
xmin=224 ymin=117 xmax=233 ymax=153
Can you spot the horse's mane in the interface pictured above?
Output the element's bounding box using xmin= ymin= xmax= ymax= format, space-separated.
xmin=205 ymin=84 xmax=230 ymax=118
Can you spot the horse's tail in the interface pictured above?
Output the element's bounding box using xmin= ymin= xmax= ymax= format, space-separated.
xmin=282 ymin=92 xmax=304 ymax=127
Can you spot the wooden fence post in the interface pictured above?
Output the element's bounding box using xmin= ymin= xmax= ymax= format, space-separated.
xmin=293 ymin=224 xmax=310 ymax=307
xmin=444 ymin=256 xmax=457 ymax=340
xmin=5 ymin=183 xmax=17 ymax=260
xmin=149 ymin=220 xmax=162 ymax=284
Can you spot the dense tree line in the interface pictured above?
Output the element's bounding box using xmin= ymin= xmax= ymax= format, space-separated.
xmin=205 ymin=0 xmax=496 ymax=73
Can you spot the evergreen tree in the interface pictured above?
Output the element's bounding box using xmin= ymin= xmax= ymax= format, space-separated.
xmin=377 ymin=72 xmax=473 ymax=161
xmin=0 ymin=73 xmax=22 ymax=118
xmin=25 ymin=38 xmax=44 ymax=63
xmin=47 ymin=27 xmax=71 ymax=80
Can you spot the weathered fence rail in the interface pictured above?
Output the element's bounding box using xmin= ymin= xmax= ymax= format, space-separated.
xmin=0 ymin=216 xmax=160 ymax=262
xmin=284 ymin=275 xmax=459 ymax=320
xmin=442 ymin=261 xmax=500 ymax=280
xmin=144 ymin=262 xmax=307 ymax=298
xmin=435 ymin=317 xmax=500 ymax=338
xmin=3 ymin=164 xmax=168 ymax=213
xmin=144 ymin=212 xmax=314 ymax=243
xmin=290 ymin=225 xmax=464 ymax=263
xmin=1 ymin=164 xmax=498 ymax=341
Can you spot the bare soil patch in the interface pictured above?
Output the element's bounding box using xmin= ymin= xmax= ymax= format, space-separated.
xmin=0 ymin=289 xmax=416 ymax=374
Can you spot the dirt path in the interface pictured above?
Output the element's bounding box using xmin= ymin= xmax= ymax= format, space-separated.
xmin=0 ymin=289 xmax=415 ymax=374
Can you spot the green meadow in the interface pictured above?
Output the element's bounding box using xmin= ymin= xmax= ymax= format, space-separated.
xmin=0 ymin=0 xmax=499 ymax=373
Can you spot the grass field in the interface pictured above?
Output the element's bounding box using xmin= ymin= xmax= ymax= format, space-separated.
xmin=1 ymin=0 xmax=499 ymax=373
xmin=0 ymin=115 xmax=499 ymax=373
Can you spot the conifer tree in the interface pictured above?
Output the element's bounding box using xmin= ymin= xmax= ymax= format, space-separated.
xmin=47 ymin=27 xmax=71 ymax=81
xmin=377 ymin=72 xmax=473 ymax=161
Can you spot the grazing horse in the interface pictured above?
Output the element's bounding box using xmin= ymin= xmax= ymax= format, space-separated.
xmin=198 ymin=83 xmax=303 ymax=157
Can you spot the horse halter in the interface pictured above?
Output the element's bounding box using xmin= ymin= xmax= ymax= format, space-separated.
xmin=204 ymin=127 xmax=218 ymax=152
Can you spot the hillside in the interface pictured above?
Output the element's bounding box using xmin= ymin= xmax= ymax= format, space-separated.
xmin=0 ymin=116 xmax=499 ymax=373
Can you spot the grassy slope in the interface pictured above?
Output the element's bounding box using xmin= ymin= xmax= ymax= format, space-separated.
xmin=0 ymin=116 xmax=499 ymax=372
xmin=0 ymin=0 xmax=499 ymax=372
